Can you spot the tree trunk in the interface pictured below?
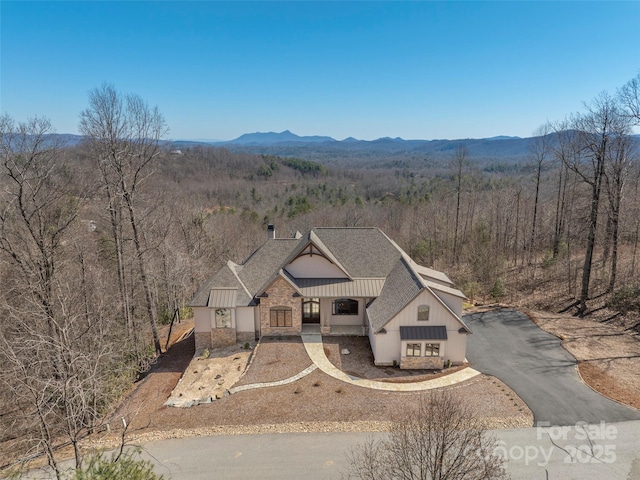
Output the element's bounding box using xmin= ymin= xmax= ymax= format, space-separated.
xmin=578 ymin=156 xmax=605 ymax=316
xmin=126 ymin=198 xmax=162 ymax=355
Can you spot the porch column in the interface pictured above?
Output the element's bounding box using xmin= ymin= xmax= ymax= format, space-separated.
xmin=321 ymin=306 xmax=330 ymax=334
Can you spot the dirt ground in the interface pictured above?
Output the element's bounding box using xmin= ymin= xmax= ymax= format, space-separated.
xmin=97 ymin=305 xmax=640 ymax=451
xmin=91 ymin=331 xmax=531 ymax=453
xmin=165 ymin=343 xmax=253 ymax=407
xmin=525 ymin=308 xmax=640 ymax=410
xmin=9 ymin=304 xmax=638 ymax=469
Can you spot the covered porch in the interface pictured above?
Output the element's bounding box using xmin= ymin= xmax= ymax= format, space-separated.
xmin=301 ymin=323 xmax=366 ymax=336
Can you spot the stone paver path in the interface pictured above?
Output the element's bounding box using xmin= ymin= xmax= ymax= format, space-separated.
xmin=228 ymin=365 xmax=318 ymax=394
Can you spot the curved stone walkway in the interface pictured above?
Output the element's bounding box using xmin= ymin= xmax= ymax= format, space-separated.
xmin=228 ymin=364 xmax=318 ymax=394
xmin=226 ymin=334 xmax=480 ymax=395
xmin=301 ymin=333 xmax=481 ymax=392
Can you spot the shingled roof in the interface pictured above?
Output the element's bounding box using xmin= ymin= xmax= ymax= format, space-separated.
xmin=189 ymin=261 xmax=252 ymax=307
xmin=236 ymin=238 xmax=300 ymax=295
xmin=190 ymin=227 xmax=466 ymax=332
xmin=366 ymin=257 xmax=424 ymax=333
xmin=311 ymin=227 xmax=402 ymax=278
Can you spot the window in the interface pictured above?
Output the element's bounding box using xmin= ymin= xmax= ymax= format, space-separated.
xmin=417 ymin=305 xmax=430 ymax=321
xmin=270 ymin=306 xmax=292 ymax=327
xmin=424 ymin=343 xmax=440 ymax=357
xmin=406 ymin=343 xmax=421 ymax=357
xmin=333 ymin=298 xmax=358 ymax=315
xmin=215 ymin=308 xmax=231 ymax=328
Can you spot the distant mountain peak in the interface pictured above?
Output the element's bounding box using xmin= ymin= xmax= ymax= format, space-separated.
xmin=229 ymin=130 xmax=336 ymax=145
xmin=486 ymin=135 xmax=522 ymax=141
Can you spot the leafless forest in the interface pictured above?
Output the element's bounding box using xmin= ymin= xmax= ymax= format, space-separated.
xmin=1 ymin=78 xmax=639 ymax=474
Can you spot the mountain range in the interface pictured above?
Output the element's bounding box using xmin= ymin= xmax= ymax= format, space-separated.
xmin=40 ymin=130 xmax=639 ymax=165
xmin=223 ymin=129 xmax=522 ymax=146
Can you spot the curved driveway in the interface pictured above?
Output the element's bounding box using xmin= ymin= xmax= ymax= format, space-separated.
xmin=464 ymin=308 xmax=640 ymax=426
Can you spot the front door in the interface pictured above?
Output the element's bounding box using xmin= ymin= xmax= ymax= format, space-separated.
xmin=302 ymin=298 xmax=320 ymax=324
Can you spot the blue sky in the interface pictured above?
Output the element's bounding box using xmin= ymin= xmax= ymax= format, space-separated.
xmin=1 ymin=1 xmax=639 ymax=141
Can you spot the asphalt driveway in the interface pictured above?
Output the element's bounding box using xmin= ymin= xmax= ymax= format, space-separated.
xmin=464 ymin=308 xmax=640 ymax=426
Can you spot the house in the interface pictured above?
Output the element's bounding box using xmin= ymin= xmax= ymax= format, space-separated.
xmin=190 ymin=226 xmax=470 ymax=369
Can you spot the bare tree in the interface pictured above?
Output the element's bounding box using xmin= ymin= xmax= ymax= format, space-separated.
xmin=80 ymin=84 xmax=168 ymax=355
xmin=602 ymin=130 xmax=636 ymax=291
xmin=565 ymin=93 xmax=628 ymax=315
xmin=451 ymin=144 xmax=468 ymax=263
xmin=618 ymin=73 xmax=640 ymax=124
xmin=0 ymin=115 xmax=132 ymax=476
xmin=527 ymin=123 xmax=552 ymax=264
xmin=342 ymin=390 xmax=508 ymax=480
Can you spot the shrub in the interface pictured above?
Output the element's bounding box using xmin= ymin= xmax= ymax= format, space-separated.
xmin=342 ymin=390 xmax=508 ymax=480
xmin=490 ymin=278 xmax=506 ymax=300
xmin=67 ymin=448 xmax=163 ymax=480
xmin=607 ymin=286 xmax=640 ymax=314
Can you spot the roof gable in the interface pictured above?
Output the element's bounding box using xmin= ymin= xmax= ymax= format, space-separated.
xmin=190 ymin=261 xmax=252 ymax=307
xmin=237 ymin=238 xmax=300 ymax=295
xmin=367 ymin=257 xmax=424 ymax=332
xmin=283 ymin=238 xmax=351 ymax=279
xmin=311 ymin=227 xmax=403 ymax=278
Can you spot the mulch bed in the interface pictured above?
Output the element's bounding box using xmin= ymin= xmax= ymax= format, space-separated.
xmin=233 ymin=336 xmax=312 ymax=387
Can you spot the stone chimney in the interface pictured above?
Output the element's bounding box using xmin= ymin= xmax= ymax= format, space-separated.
xmin=267 ymin=224 xmax=275 ymax=240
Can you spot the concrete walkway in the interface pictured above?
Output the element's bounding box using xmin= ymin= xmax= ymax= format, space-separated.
xmin=301 ymin=333 xmax=481 ymax=392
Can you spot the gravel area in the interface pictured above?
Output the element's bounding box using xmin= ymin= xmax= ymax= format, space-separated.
xmin=322 ymin=336 xmax=468 ymax=382
xmin=233 ymin=336 xmax=312 ymax=386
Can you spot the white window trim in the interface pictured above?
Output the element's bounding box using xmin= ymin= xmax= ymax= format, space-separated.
xmin=401 ymin=340 xmax=445 ymax=358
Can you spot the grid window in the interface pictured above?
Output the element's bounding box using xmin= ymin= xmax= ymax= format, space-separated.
xmin=270 ymin=306 xmax=292 ymax=327
xmin=406 ymin=343 xmax=421 ymax=357
xmin=424 ymin=343 xmax=440 ymax=357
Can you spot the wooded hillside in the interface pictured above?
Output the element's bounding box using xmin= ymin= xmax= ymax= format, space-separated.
xmin=1 ymin=78 xmax=639 ymax=475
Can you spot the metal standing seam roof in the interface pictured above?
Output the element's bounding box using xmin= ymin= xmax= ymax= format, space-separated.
xmin=287 ymin=276 xmax=386 ymax=298
xmin=189 ymin=261 xmax=251 ymax=307
xmin=207 ymin=288 xmax=237 ymax=308
xmin=400 ymin=325 xmax=448 ymax=341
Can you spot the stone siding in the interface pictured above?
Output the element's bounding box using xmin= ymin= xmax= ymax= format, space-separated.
xmin=259 ymin=277 xmax=302 ymax=336
xmin=237 ymin=331 xmax=256 ymax=343
xmin=400 ymin=356 xmax=444 ymax=370
xmin=211 ymin=327 xmax=236 ymax=348
xmin=195 ymin=331 xmax=211 ymax=352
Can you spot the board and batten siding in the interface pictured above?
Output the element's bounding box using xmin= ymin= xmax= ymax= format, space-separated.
xmin=369 ymin=290 xmax=467 ymax=366
xmin=429 ymin=289 xmax=464 ymax=317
